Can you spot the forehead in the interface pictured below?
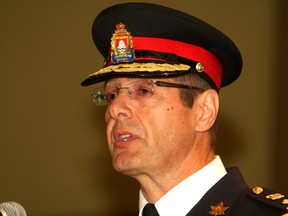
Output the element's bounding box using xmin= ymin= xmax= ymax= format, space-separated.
xmin=106 ymin=77 xmax=139 ymax=84
xmin=104 ymin=78 xmax=138 ymax=88
xmin=105 ymin=77 xmax=153 ymax=87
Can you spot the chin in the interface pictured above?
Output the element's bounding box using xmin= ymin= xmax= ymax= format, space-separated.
xmin=112 ymin=153 xmax=142 ymax=177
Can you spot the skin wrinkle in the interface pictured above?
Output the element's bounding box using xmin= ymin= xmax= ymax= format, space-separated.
xmin=168 ymin=128 xmax=176 ymax=143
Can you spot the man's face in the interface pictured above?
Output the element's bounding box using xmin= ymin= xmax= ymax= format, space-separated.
xmin=105 ymin=77 xmax=198 ymax=179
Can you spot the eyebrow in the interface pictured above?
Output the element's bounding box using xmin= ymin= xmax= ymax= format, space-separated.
xmin=105 ymin=77 xmax=147 ymax=87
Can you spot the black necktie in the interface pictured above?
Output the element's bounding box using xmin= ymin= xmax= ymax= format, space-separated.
xmin=142 ymin=203 xmax=159 ymax=216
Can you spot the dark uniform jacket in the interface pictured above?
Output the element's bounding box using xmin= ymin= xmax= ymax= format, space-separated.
xmin=186 ymin=167 xmax=288 ymax=216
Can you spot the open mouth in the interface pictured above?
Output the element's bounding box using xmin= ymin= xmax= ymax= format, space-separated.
xmin=118 ymin=134 xmax=132 ymax=142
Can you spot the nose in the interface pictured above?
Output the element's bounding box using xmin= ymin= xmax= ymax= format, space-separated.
xmin=106 ymin=89 xmax=133 ymax=120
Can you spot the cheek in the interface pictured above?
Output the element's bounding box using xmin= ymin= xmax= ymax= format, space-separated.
xmin=151 ymin=106 xmax=178 ymax=135
xmin=157 ymin=104 xmax=191 ymax=136
xmin=105 ymin=109 xmax=110 ymax=123
xmin=166 ymin=106 xmax=174 ymax=111
xmin=105 ymin=112 xmax=114 ymax=150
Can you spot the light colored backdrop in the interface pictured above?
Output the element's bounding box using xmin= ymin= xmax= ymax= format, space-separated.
xmin=1 ymin=0 xmax=287 ymax=215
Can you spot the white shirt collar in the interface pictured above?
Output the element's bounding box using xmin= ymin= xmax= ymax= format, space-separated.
xmin=138 ymin=155 xmax=227 ymax=216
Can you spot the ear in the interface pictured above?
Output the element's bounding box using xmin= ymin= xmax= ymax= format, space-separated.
xmin=195 ymin=89 xmax=219 ymax=132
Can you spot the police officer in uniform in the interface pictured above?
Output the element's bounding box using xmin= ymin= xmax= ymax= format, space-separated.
xmin=81 ymin=3 xmax=288 ymax=216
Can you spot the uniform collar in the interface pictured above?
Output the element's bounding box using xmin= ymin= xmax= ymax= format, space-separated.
xmin=139 ymin=155 xmax=227 ymax=216
xmin=186 ymin=167 xmax=248 ymax=215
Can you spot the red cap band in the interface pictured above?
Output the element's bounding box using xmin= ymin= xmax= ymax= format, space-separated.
xmin=133 ymin=37 xmax=223 ymax=90
xmin=105 ymin=36 xmax=223 ymax=90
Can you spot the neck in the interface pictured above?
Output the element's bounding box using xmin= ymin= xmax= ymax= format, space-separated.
xmin=137 ymin=145 xmax=215 ymax=203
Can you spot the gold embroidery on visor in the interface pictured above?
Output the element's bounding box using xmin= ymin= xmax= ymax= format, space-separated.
xmin=89 ymin=62 xmax=190 ymax=77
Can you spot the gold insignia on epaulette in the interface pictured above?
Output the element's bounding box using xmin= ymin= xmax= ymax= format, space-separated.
xmin=209 ymin=202 xmax=229 ymax=215
xmin=266 ymin=193 xmax=285 ymax=200
xmin=252 ymin=186 xmax=263 ymax=194
xmin=282 ymin=199 xmax=288 ymax=204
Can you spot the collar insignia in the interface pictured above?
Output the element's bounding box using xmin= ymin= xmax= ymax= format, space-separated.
xmin=209 ymin=202 xmax=229 ymax=216
xmin=110 ymin=23 xmax=135 ymax=64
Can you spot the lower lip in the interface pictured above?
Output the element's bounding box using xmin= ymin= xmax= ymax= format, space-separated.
xmin=114 ymin=136 xmax=138 ymax=147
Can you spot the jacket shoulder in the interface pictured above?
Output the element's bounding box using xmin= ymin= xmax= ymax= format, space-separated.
xmin=248 ymin=186 xmax=288 ymax=214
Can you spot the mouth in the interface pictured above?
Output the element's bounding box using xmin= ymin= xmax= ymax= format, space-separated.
xmin=118 ymin=134 xmax=133 ymax=142
xmin=113 ymin=131 xmax=138 ymax=147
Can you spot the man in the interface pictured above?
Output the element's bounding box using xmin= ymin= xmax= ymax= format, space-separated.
xmin=81 ymin=3 xmax=288 ymax=216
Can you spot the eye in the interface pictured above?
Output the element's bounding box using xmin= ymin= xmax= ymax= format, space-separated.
xmin=135 ymin=85 xmax=153 ymax=97
xmin=106 ymin=93 xmax=117 ymax=103
xmin=106 ymin=89 xmax=119 ymax=104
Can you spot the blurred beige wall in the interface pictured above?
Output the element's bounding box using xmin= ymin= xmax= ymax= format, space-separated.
xmin=1 ymin=0 xmax=287 ymax=215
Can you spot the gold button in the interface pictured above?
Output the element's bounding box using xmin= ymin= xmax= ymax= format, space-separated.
xmin=196 ymin=62 xmax=204 ymax=72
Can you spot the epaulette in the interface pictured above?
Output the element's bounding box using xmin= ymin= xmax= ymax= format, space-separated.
xmin=249 ymin=186 xmax=288 ymax=214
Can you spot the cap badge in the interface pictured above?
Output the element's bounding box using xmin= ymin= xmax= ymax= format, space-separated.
xmin=110 ymin=23 xmax=135 ymax=64
xmin=209 ymin=202 xmax=229 ymax=215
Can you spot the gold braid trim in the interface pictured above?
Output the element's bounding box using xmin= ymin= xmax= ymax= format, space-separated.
xmin=89 ymin=63 xmax=190 ymax=77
